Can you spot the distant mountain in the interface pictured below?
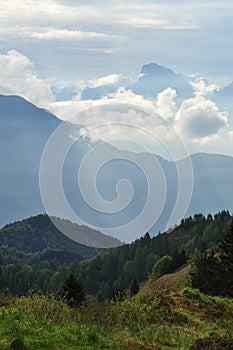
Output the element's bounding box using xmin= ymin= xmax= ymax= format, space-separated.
xmin=132 ymin=63 xmax=194 ymax=101
xmin=80 ymin=63 xmax=194 ymax=102
xmin=1 ymin=93 xmax=233 ymax=243
xmin=81 ymin=85 xmax=117 ymax=100
xmin=0 ymin=94 xmax=61 ymax=225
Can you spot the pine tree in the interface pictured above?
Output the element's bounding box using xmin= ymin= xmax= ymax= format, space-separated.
xmin=130 ymin=278 xmax=139 ymax=296
xmin=171 ymin=248 xmax=187 ymax=271
xmin=60 ymin=273 xmax=85 ymax=307
xmin=191 ymin=220 xmax=233 ymax=297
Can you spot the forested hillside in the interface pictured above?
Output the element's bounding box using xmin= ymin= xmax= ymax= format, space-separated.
xmin=0 ymin=210 xmax=231 ymax=296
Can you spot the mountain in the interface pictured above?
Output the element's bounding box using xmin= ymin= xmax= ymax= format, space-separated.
xmin=132 ymin=63 xmax=194 ymax=101
xmin=80 ymin=63 xmax=194 ymax=102
xmin=1 ymin=93 xmax=233 ymax=243
xmin=0 ymin=214 xmax=103 ymax=265
xmin=0 ymin=94 xmax=61 ymax=225
xmin=81 ymin=85 xmax=117 ymax=100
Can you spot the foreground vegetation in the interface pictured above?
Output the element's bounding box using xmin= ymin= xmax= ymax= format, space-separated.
xmin=0 ymin=288 xmax=233 ymax=350
xmin=1 ymin=212 xmax=233 ymax=349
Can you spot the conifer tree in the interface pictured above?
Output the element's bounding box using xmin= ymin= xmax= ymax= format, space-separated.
xmin=61 ymin=273 xmax=85 ymax=307
xmin=191 ymin=220 xmax=233 ymax=296
xmin=130 ymin=278 xmax=139 ymax=296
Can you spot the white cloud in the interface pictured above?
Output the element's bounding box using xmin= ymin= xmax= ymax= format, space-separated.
xmin=175 ymin=96 xmax=228 ymax=140
xmin=26 ymin=28 xmax=116 ymax=40
xmin=0 ymin=1 xmax=99 ymax=25
xmin=87 ymin=74 xmax=123 ymax=88
xmin=116 ymin=16 xmax=197 ymax=30
xmin=0 ymin=50 xmax=55 ymax=107
xmin=49 ymin=87 xmax=157 ymax=120
xmin=156 ymin=87 xmax=177 ymax=120
xmin=190 ymin=78 xmax=219 ymax=97
xmin=0 ymin=50 xmax=32 ymax=76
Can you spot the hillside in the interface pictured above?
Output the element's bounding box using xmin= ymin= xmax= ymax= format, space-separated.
xmin=0 ymin=214 xmax=105 ymax=265
xmin=0 ymin=210 xmax=231 ymax=296
xmin=147 ymin=265 xmax=191 ymax=293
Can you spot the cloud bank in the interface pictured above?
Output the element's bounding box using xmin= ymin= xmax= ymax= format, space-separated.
xmin=0 ymin=49 xmax=232 ymax=158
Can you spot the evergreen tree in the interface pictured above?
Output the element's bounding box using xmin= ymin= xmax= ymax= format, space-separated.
xmin=191 ymin=221 xmax=233 ymax=296
xmin=171 ymin=248 xmax=187 ymax=271
xmin=130 ymin=278 xmax=139 ymax=297
xmin=60 ymin=273 xmax=85 ymax=307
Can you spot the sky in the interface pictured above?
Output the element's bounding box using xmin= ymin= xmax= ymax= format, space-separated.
xmin=0 ymin=0 xmax=233 ymax=158
xmin=0 ymin=0 xmax=233 ymax=80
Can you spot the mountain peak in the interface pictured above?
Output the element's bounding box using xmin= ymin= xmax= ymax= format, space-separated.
xmin=140 ymin=63 xmax=175 ymax=78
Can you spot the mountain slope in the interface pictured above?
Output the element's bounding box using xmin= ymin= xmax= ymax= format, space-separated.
xmin=0 ymin=94 xmax=61 ymax=225
xmin=0 ymin=214 xmax=103 ymax=264
xmin=1 ymin=93 xmax=233 ymax=242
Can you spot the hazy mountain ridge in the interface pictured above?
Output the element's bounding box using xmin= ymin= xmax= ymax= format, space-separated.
xmin=0 ymin=64 xmax=233 ymax=240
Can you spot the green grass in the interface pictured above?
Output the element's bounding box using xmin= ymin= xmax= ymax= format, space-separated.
xmin=0 ymin=290 xmax=232 ymax=350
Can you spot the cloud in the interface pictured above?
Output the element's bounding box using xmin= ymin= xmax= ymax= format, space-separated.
xmin=25 ymin=28 xmax=116 ymax=40
xmin=87 ymin=74 xmax=123 ymax=88
xmin=115 ymin=17 xmax=198 ymax=30
xmin=175 ymin=96 xmax=228 ymax=140
xmin=49 ymin=87 xmax=157 ymax=120
xmin=156 ymin=88 xmax=177 ymax=120
xmin=0 ymin=50 xmax=55 ymax=107
xmin=0 ymin=49 xmax=32 ymax=75
xmin=190 ymin=78 xmax=219 ymax=97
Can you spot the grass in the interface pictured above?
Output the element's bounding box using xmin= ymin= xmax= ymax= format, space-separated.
xmin=148 ymin=265 xmax=191 ymax=293
xmin=0 ymin=289 xmax=232 ymax=350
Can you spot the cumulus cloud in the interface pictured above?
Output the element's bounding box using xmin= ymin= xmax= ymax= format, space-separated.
xmin=0 ymin=50 xmax=55 ymax=107
xmin=175 ymin=96 xmax=228 ymax=140
xmin=156 ymin=87 xmax=177 ymax=120
xmin=190 ymin=78 xmax=219 ymax=97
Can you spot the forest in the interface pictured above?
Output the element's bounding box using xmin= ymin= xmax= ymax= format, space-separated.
xmin=0 ymin=210 xmax=231 ymax=297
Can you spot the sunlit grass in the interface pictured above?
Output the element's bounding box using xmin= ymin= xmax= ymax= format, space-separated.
xmin=0 ymin=289 xmax=232 ymax=350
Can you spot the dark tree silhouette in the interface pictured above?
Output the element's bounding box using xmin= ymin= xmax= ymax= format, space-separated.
xmin=130 ymin=278 xmax=140 ymax=296
xmin=171 ymin=248 xmax=187 ymax=271
xmin=191 ymin=220 xmax=233 ymax=296
xmin=61 ymin=273 xmax=85 ymax=307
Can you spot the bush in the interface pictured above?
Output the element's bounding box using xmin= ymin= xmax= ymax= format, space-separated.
xmin=150 ymin=256 xmax=172 ymax=282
